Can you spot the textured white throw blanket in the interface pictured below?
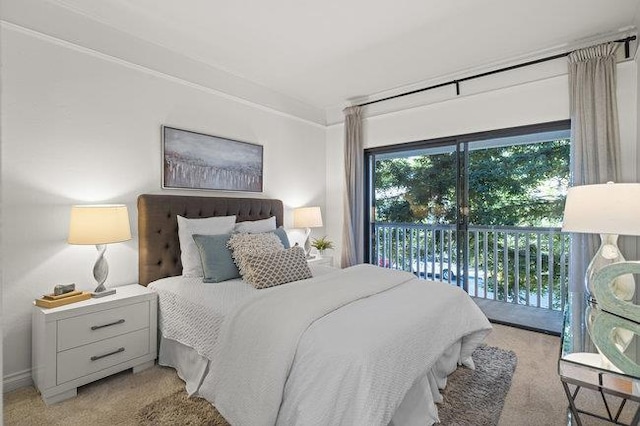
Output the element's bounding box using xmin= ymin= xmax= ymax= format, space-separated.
xmin=210 ymin=264 xmax=415 ymax=426
xmin=278 ymin=271 xmax=490 ymax=425
xmin=209 ymin=264 xmax=491 ymax=426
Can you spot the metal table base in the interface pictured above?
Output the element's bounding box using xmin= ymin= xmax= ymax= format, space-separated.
xmin=561 ymin=376 xmax=640 ymax=426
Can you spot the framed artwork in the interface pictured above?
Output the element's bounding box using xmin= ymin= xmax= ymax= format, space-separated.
xmin=162 ymin=126 xmax=263 ymax=192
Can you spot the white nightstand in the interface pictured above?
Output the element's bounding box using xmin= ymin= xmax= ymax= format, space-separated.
xmin=32 ymin=284 xmax=157 ymax=404
xmin=307 ymin=255 xmax=334 ymax=267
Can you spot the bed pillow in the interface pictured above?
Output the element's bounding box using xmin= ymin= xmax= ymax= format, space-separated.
xmin=241 ymin=246 xmax=312 ymax=289
xmin=192 ymin=234 xmax=240 ymax=283
xmin=234 ymin=216 xmax=276 ymax=233
xmin=227 ymin=232 xmax=284 ymax=278
xmin=177 ymin=215 xmax=236 ymax=277
xmin=270 ymin=227 xmax=291 ymax=249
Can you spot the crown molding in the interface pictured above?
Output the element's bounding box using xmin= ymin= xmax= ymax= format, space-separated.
xmin=2 ymin=0 xmax=327 ymax=127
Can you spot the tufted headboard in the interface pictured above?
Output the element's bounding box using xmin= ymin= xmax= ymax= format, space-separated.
xmin=137 ymin=194 xmax=284 ymax=286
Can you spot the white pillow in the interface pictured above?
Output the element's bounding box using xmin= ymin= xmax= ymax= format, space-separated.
xmin=177 ymin=215 xmax=236 ymax=277
xmin=233 ymin=216 xmax=276 ymax=233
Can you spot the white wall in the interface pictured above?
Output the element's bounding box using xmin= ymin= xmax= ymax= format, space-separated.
xmin=326 ymin=60 xmax=638 ymax=265
xmin=1 ymin=25 xmax=327 ymax=388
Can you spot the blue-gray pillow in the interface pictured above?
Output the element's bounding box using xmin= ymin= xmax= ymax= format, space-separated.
xmin=271 ymin=227 xmax=290 ymax=249
xmin=192 ymin=234 xmax=240 ymax=283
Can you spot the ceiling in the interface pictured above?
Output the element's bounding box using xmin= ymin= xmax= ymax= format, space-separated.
xmin=7 ymin=0 xmax=640 ymax=121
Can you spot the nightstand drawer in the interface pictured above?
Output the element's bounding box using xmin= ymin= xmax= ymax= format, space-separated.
xmin=57 ymin=328 xmax=150 ymax=385
xmin=57 ymin=301 xmax=150 ymax=351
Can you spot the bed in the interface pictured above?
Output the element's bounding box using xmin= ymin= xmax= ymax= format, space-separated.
xmin=138 ymin=193 xmax=492 ymax=426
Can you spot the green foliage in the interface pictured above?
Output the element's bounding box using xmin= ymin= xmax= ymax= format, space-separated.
xmin=375 ymin=152 xmax=456 ymax=223
xmin=374 ymin=139 xmax=570 ymax=227
xmin=311 ymin=236 xmax=334 ymax=251
xmin=468 ymin=140 xmax=569 ymax=226
xmin=372 ymin=138 xmax=571 ymax=309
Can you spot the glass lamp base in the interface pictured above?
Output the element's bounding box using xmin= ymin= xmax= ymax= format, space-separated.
xmin=586 ymin=234 xmax=635 ymax=303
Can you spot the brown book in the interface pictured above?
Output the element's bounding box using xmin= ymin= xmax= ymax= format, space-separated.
xmin=42 ymin=290 xmax=82 ymax=300
xmin=35 ymin=292 xmax=91 ymax=308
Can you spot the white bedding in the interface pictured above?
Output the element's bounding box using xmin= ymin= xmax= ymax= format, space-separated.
xmin=281 ymin=277 xmax=489 ymax=425
xmin=149 ymin=264 xmax=491 ymax=426
xmin=149 ymin=263 xmax=337 ymax=361
xmin=208 ymin=265 xmax=415 ymax=426
xmin=149 ymin=275 xmax=253 ymax=361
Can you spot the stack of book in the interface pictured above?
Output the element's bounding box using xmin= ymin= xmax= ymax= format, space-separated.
xmin=34 ymin=290 xmax=91 ymax=308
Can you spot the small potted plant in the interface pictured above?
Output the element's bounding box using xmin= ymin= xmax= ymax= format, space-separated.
xmin=311 ymin=236 xmax=334 ymax=256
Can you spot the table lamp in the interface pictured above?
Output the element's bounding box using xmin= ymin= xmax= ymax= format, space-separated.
xmin=293 ymin=206 xmax=323 ymax=258
xmin=561 ymin=182 xmax=640 ymax=304
xmin=68 ymin=204 xmax=132 ymax=298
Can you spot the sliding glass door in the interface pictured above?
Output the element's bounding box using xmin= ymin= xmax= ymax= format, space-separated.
xmin=369 ymin=142 xmax=462 ymax=286
xmin=365 ymin=121 xmax=571 ymax=312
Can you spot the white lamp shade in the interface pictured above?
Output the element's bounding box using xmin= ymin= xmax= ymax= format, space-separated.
xmin=293 ymin=206 xmax=323 ymax=228
xmin=562 ymin=183 xmax=640 ymax=236
xmin=68 ymin=204 xmax=132 ymax=245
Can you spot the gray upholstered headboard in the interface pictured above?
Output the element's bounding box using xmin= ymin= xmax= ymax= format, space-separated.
xmin=137 ymin=194 xmax=284 ymax=286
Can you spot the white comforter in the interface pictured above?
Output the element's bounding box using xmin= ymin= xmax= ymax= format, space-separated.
xmin=202 ymin=264 xmax=491 ymax=426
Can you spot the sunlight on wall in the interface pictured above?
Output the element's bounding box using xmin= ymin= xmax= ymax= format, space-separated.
xmin=9 ymin=160 xmax=149 ymax=203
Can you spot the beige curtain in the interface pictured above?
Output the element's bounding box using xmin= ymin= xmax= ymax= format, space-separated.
xmin=342 ymin=106 xmax=364 ymax=267
xmin=568 ymin=42 xmax=621 ymax=292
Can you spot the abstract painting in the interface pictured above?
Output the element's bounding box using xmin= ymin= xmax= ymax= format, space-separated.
xmin=162 ymin=126 xmax=263 ymax=192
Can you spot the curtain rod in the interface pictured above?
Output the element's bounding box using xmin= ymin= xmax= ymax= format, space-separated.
xmin=356 ymin=35 xmax=637 ymax=108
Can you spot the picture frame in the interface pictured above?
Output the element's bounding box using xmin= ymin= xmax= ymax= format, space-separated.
xmin=162 ymin=126 xmax=263 ymax=192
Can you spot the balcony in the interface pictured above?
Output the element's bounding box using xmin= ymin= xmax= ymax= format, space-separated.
xmin=372 ymin=223 xmax=569 ymax=334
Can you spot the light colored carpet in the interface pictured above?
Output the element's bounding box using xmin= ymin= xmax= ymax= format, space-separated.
xmin=4 ymin=324 xmax=636 ymax=425
xmin=4 ymin=366 xmax=183 ymax=426
xmin=486 ymin=323 xmax=638 ymax=425
xmin=486 ymin=323 xmax=566 ymax=425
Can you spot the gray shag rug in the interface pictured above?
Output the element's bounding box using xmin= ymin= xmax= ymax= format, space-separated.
xmin=438 ymin=345 xmax=517 ymax=425
xmin=137 ymin=345 xmax=517 ymax=425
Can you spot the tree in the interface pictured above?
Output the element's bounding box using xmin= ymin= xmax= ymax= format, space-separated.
xmin=374 ymin=139 xmax=569 ymax=226
xmin=468 ymin=140 xmax=569 ymax=226
xmin=372 ymin=139 xmax=570 ymax=308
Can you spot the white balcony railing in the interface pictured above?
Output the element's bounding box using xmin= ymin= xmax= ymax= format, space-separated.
xmin=373 ymin=223 xmax=570 ymax=311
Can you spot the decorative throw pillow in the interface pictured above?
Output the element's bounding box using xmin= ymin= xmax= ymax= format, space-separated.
xmin=233 ymin=218 xmax=289 ymax=248
xmin=270 ymin=227 xmax=291 ymax=249
xmin=227 ymin=232 xmax=285 ymax=278
xmin=192 ymin=234 xmax=240 ymax=283
xmin=234 ymin=216 xmax=276 ymax=233
xmin=177 ymin=215 xmax=236 ymax=277
xmin=241 ymin=246 xmax=312 ymax=289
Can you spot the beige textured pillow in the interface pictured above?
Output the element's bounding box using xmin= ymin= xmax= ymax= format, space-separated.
xmin=241 ymin=246 xmax=312 ymax=289
xmin=228 ymin=232 xmax=285 ymax=277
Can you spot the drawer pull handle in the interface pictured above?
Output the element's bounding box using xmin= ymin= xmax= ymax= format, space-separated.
xmin=91 ymin=319 xmax=125 ymax=330
xmin=90 ymin=347 xmax=125 ymax=361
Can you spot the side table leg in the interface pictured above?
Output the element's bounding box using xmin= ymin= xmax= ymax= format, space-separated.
xmin=562 ymin=380 xmax=583 ymax=426
xmin=631 ymin=406 xmax=640 ymax=426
